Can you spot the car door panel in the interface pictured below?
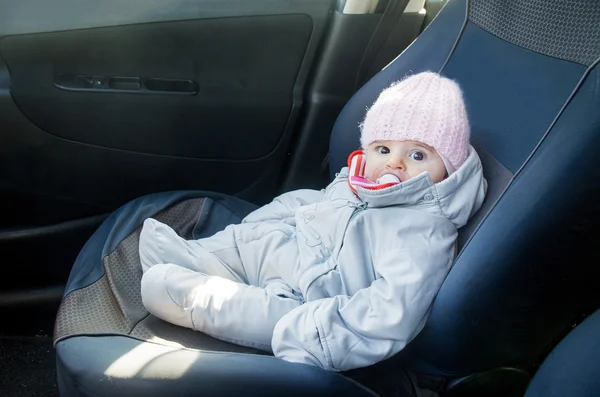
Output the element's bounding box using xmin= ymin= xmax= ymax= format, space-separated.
xmin=1 ymin=15 xmax=311 ymax=159
xmin=0 ymin=1 xmax=332 ymax=231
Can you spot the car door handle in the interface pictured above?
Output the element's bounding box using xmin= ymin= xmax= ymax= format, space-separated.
xmin=54 ymin=74 xmax=198 ymax=95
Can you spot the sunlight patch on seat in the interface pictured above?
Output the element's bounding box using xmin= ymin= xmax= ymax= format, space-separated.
xmin=146 ymin=335 xmax=184 ymax=348
xmin=104 ymin=342 xmax=199 ymax=379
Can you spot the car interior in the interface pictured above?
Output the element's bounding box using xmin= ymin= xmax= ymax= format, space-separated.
xmin=0 ymin=0 xmax=599 ymax=396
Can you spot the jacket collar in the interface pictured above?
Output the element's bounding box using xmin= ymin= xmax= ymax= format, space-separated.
xmin=335 ymin=146 xmax=487 ymax=229
xmin=338 ymin=167 xmax=436 ymax=207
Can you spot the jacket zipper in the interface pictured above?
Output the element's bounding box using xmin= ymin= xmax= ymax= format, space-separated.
xmin=338 ymin=201 xmax=367 ymax=247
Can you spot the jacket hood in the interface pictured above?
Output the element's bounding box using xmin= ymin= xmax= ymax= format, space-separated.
xmin=341 ymin=145 xmax=487 ymax=229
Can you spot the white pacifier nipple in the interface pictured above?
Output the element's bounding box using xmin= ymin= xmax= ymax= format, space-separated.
xmin=377 ymin=174 xmax=401 ymax=184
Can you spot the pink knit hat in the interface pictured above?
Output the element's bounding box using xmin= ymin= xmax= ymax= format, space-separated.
xmin=360 ymin=72 xmax=470 ymax=172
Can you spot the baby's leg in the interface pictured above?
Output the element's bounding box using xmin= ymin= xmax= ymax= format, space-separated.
xmin=139 ymin=218 xmax=247 ymax=283
xmin=141 ymin=263 xmax=302 ymax=350
xmin=139 ymin=217 xmax=299 ymax=288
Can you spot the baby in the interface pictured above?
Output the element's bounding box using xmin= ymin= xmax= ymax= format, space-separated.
xmin=139 ymin=72 xmax=487 ymax=372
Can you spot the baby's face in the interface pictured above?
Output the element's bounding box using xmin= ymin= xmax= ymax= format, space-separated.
xmin=364 ymin=140 xmax=447 ymax=184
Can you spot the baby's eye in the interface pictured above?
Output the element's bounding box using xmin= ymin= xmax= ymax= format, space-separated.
xmin=377 ymin=146 xmax=390 ymax=154
xmin=409 ymin=151 xmax=425 ymax=161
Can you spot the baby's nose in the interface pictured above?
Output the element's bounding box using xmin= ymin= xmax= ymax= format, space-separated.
xmin=386 ymin=156 xmax=405 ymax=169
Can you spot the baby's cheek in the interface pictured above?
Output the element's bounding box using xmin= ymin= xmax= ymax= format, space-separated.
xmin=363 ymin=164 xmax=375 ymax=180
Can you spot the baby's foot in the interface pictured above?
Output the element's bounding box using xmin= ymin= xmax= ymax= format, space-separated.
xmin=140 ymin=263 xmax=208 ymax=330
xmin=139 ymin=218 xmax=206 ymax=273
xmin=139 ymin=218 xmax=161 ymax=273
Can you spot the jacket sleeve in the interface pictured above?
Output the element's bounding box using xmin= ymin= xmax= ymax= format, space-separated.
xmin=271 ymin=239 xmax=453 ymax=371
xmin=242 ymin=189 xmax=325 ymax=224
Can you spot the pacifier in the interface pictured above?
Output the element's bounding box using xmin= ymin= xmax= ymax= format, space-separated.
xmin=347 ymin=150 xmax=401 ymax=195
xmin=376 ymin=174 xmax=401 ymax=184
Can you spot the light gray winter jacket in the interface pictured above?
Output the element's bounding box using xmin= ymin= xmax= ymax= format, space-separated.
xmin=243 ymin=145 xmax=486 ymax=371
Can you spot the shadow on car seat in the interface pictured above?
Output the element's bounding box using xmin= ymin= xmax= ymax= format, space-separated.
xmin=53 ymin=0 xmax=600 ymax=396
